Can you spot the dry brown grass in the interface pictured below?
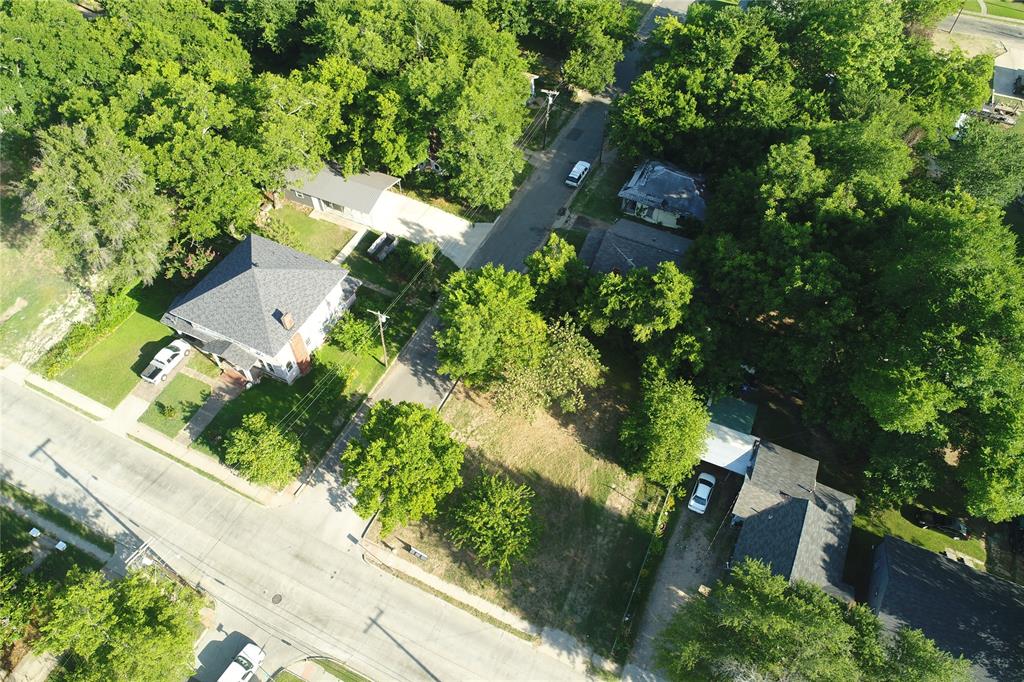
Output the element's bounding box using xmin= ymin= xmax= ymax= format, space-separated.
xmin=380 ymin=382 xmax=664 ymax=657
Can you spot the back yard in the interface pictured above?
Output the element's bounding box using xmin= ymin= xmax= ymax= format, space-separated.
xmin=270 ymin=205 xmax=355 ymax=262
xmin=381 ymin=352 xmax=668 ymax=660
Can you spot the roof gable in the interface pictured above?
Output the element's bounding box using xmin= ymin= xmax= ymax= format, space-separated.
xmin=617 ymin=160 xmax=707 ymax=220
xmin=874 ymin=536 xmax=1024 ymax=681
xmin=585 ymin=219 xmax=693 ymax=274
xmin=286 ymin=165 xmax=399 ymax=214
xmin=733 ymin=441 xmax=821 ymax=519
xmin=162 ymin=234 xmax=350 ymax=356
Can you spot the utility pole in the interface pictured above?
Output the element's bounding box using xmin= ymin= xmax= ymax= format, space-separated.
xmin=541 ymin=88 xmax=559 ymax=147
xmin=949 ymin=6 xmax=963 ymax=33
xmin=368 ymin=310 xmax=389 ymax=366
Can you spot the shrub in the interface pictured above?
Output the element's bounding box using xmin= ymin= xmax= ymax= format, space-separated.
xmin=328 ymin=314 xmax=374 ymax=355
xmin=224 ymin=412 xmax=302 ymax=488
xmin=254 ymin=216 xmax=299 ymax=249
xmin=157 ymin=402 xmax=181 ymax=420
xmin=35 ymin=293 xmax=138 ymax=378
xmin=450 ymin=474 xmax=536 ymax=578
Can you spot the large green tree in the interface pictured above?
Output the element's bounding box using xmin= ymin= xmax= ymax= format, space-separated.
xmin=620 ymin=366 xmax=710 ymax=488
xmin=435 ymin=265 xmax=548 ymax=386
xmin=304 ymin=0 xmax=530 ymax=209
xmin=24 ymin=119 xmax=172 ymax=297
xmin=341 ymin=400 xmax=465 ymax=535
xmin=936 ymin=119 xmax=1024 ymax=207
xmin=39 ymin=567 xmax=204 ymax=682
xmin=586 ymin=261 xmax=694 ymax=344
xmin=657 ymin=558 xmax=970 ymax=682
xmin=525 ymin=232 xmax=589 ymax=319
xmin=493 ymin=317 xmax=605 ymax=416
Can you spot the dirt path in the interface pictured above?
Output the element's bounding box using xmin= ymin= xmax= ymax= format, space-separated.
xmin=624 ymin=473 xmax=742 ymax=679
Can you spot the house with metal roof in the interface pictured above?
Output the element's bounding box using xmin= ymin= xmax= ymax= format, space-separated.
xmin=161 ymin=234 xmax=360 ymax=385
xmin=868 ymin=536 xmax=1024 ymax=681
xmin=579 ymin=219 xmax=693 ymax=274
xmin=730 ymin=441 xmax=857 ymax=600
xmin=617 ymin=160 xmax=707 ymax=227
xmin=284 ymin=165 xmax=400 ymax=230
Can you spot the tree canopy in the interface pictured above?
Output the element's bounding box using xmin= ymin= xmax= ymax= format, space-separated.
xmin=657 ymin=558 xmax=971 ymax=682
xmin=608 ymin=0 xmax=1021 ymax=521
xmin=224 ymin=411 xmax=302 ymax=488
xmin=341 ymin=400 xmax=465 ymax=535
xmin=450 ymin=474 xmax=536 ymax=577
xmin=435 ymin=265 xmax=548 ymax=386
xmin=620 ymin=365 xmax=710 ymax=488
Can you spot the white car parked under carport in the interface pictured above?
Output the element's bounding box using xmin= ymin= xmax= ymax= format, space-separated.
xmin=687 ymin=472 xmax=717 ymax=514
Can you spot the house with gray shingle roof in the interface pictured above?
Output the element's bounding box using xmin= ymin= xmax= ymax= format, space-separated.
xmin=730 ymin=441 xmax=857 ymax=600
xmin=869 ymin=536 xmax=1024 ymax=681
xmin=161 ymin=234 xmax=360 ymax=385
xmin=617 ymin=160 xmax=707 ymax=227
xmin=284 ymin=165 xmax=399 ymax=229
xmin=579 ymin=219 xmax=693 ymax=274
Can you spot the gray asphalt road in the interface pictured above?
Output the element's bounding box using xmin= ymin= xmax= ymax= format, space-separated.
xmin=0 ymin=379 xmax=582 ymax=682
xmin=938 ymin=12 xmax=1024 ymax=50
xmin=469 ymin=0 xmax=695 ymax=272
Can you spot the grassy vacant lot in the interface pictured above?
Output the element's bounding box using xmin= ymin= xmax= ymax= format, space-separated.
xmin=571 ymin=157 xmax=634 ymax=223
xmin=55 ymin=284 xmax=181 ymax=408
xmin=388 ymin=354 xmax=665 ymax=659
xmin=271 ymin=205 xmax=355 ymax=262
xmin=198 ymin=243 xmax=451 ymax=466
xmin=140 ymin=372 xmax=211 ymax=438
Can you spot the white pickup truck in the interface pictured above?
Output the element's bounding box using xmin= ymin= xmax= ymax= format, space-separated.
xmin=140 ymin=339 xmax=191 ymax=383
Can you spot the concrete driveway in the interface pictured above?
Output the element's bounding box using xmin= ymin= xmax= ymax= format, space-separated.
xmin=372 ymin=192 xmax=490 ymax=268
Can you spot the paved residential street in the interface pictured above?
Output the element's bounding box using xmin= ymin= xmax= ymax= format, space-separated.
xmin=939 ymin=12 xmax=1024 ymax=50
xmin=0 ymin=380 xmax=583 ymax=682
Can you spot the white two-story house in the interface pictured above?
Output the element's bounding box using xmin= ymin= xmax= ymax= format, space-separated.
xmin=161 ymin=234 xmax=360 ymax=385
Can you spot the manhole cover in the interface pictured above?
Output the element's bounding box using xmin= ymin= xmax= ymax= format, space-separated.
xmin=566 ymin=128 xmax=583 ymax=141
xmin=271 ymin=594 xmax=282 ymax=604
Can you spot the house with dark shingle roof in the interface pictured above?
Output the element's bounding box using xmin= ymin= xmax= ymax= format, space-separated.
xmin=617 ymin=160 xmax=707 ymax=227
xmin=284 ymin=165 xmax=400 ymax=229
xmin=869 ymin=536 xmax=1024 ymax=682
xmin=161 ymin=234 xmax=360 ymax=385
xmin=579 ymin=219 xmax=693 ymax=275
xmin=730 ymin=441 xmax=857 ymax=600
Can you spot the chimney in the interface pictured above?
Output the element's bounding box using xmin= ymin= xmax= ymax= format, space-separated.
xmin=281 ymin=312 xmax=294 ymax=330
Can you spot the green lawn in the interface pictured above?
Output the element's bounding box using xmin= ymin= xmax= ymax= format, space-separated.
xmin=855 ymin=507 xmax=986 ymax=564
xmin=982 ymin=0 xmax=1024 ymax=19
xmin=55 ymin=282 xmax=188 ymax=408
xmin=313 ymin=659 xmax=371 ymax=682
xmin=140 ymin=373 xmax=211 ymax=438
xmin=961 ymin=0 xmax=982 ymax=11
xmin=343 ymin=232 xmax=398 ymax=290
xmin=552 ymin=228 xmax=587 ymax=252
xmin=0 ymin=238 xmax=79 ymax=362
xmin=271 ymin=205 xmax=355 ymax=262
xmin=525 ymin=100 xmax=580 ymax=150
xmin=189 ymin=351 xmax=223 ymax=379
xmin=571 ymin=157 xmax=634 ymax=223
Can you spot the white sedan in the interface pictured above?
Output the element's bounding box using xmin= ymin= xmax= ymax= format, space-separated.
xmin=687 ymin=472 xmax=717 ymax=514
xmin=140 ymin=339 xmax=191 ymax=383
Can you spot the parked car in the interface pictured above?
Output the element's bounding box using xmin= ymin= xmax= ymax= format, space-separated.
xmin=915 ymin=510 xmax=971 ymax=540
xmin=217 ymin=642 xmax=265 ymax=682
xmin=140 ymin=339 xmax=191 ymax=383
xmin=687 ymin=472 xmax=717 ymax=514
xmin=564 ymin=160 xmax=591 ymax=188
